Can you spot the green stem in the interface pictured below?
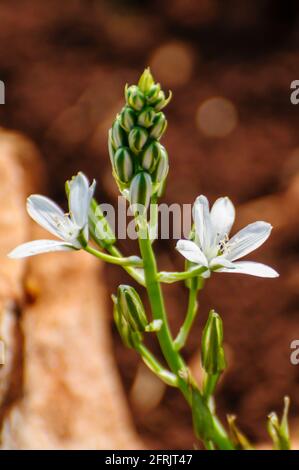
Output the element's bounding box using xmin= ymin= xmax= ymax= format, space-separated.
xmin=174 ymin=283 xmax=198 ymax=351
xmin=85 ymin=245 xmax=143 ymax=267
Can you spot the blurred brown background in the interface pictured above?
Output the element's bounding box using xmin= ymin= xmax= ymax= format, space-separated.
xmin=1 ymin=0 xmax=299 ymax=449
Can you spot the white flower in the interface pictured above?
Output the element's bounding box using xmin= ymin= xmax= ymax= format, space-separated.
xmin=8 ymin=172 xmax=96 ymax=259
xmin=176 ymin=195 xmax=278 ymax=278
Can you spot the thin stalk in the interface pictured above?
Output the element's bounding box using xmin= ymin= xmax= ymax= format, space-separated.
xmin=174 ymin=284 xmax=198 ymax=351
xmin=85 ymin=245 xmax=142 ymax=267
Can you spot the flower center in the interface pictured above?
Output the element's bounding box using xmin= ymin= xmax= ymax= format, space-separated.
xmin=218 ymin=234 xmax=229 ymax=255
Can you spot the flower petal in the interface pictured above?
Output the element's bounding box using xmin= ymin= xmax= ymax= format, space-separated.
xmin=225 ymin=221 xmax=272 ymax=261
xmin=217 ymin=261 xmax=279 ymax=278
xmin=8 ymin=240 xmax=76 ymax=259
xmin=193 ymin=195 xmax=212 ymax=253
xmin=69 ymin=172 xmax=95 ymax=228
xmin=27 ymin=195 xmax=71 ymax=240
xmin=176 ymin=239 xmax=208 ymax=266
xmin=210 ymin=197 xmax=235 ymax=243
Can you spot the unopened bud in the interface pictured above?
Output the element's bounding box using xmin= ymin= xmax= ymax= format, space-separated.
xmin=111 ymin=119 xmax=127 ymax=148
xmin=114 ymin=147 xmax=134 ymax=183
xmin=152 ymin=90 xmax=172 ymax=111
xmin=138 ymin=68 xmax=155 ymax=94
xmin=140 ymin=141 xmax=163 ymax=172
xmin=125 ymin=84 xmax=145 ymax=111
xmin=150 ymin=112 xmax=167 ymax=140
xmin=119 ymin=106 xmax=136 ymax=132
xmin=146 ymin=83 xmax=161 ymax=104
xmin=128 ymin=126 xmax=148 ymax=154
xmin=201 ymin=310 xmax=226 ymax=375
xmin=117 ymin=285 xmax=148 ymax=333
xmin=113 ymin=297 xmax=139 ymax=349
xmin=151 ymin=145 xmax=169 ymax=184
xmin=137 ymin=106 xmax=156 ymax=128
xmin=129 ymin=171 xmax=152 ymax=213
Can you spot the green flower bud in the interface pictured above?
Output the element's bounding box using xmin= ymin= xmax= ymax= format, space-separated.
xmin=140 ymin=141 xmax=162 ymax=172
xmin=150 ymin=112 xmax=167 ymax=140
xmin=137 ymin=106 xmax=156 ymax=128
xmin=146 ymin=83 xmax=161 ymax=104
xmin=125 ymin=84 xmax=145 ymax=111
xmin=129 ymin=171 xmax=152 ymax=213
xmin=113 ymin=297 xmax=139 ymax=349
xmin=151 ymin=145 xmax=169 ymax=184
xmin=152 ymin=90 xmax=172 ymax=111
xmin=128 ymin=126 xmax=148 ymax=154
xmin=111 ymin=119 xmax=127 ymax=148
xmin=119 ymin=106 xmax=136 ymax=132
xmin=117 ymin=285 xmax=148 ymax=333
xmin=267 ymin=397 xmax=291 ymax=450
xmin=201 ymin=310 xmax=226 ymax=375
xmin=114 ymin=147 xmax=134 ymax=183
xmin=138 ymin=67 xmax=155 ymax=93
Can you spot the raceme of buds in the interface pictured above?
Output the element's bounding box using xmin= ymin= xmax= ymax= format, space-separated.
xmin=201 ymin=310 xmax=226 ymax=375
xmin=108 ymin=67 xmax=171 ymax=203
xmin=129 ymin=171 xmax=152 ymax=213
xmin=117 ymin=285 xmax=148 ymax=333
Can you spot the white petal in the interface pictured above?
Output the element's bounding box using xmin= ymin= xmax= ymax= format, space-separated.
xmin=176 ymin=240 xmax=208 ymax=266
xmin=192 ymin=195 xmax=212 ymax=253
xmin=27 ymin=195 xmax=72 ymax=240
xmin=69 ymin=173 xmax=95 ymax=228
xmin=8 ymin=240 xmax=76 ymax=259
xmin=226 ymin=221 xmax=272 ymax=261
xmin=218 ymin=261 xmax=279 ymax=278
xmin=210 ymin=197 xmax=235 ymax=243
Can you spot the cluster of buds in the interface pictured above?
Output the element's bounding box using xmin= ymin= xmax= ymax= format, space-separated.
xmin=109 ymin=68 xmax=171 ymax=212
